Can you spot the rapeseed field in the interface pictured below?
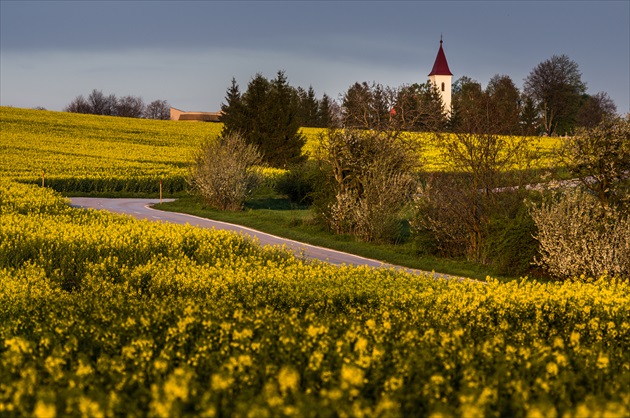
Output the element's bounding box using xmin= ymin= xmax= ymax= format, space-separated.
xmin=1 ymin=182 xmax=628 ymax=416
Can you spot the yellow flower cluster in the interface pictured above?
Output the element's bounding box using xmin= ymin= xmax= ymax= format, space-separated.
xmin=2 ymin=107 xmax=558 ymax=196
xmin=1 ymin=183 xmax=628 ymax=417
xmin=1 ymin=107 xmax=219 ymax=194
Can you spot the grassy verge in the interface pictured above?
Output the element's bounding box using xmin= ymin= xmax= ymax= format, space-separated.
xmin=154 ymin=194 xmax=512 ymax=282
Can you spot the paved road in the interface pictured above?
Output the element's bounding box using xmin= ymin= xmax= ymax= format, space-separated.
xmin=69 ymin=198 xmax=462 ymax=280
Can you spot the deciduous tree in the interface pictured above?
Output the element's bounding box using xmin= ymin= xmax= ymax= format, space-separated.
xmin=415 ymin=115 xmax=538 ymax=264
xmin=65 ymin=90 xmax=168 ymax=120
xmin=314 ymin=129 xmax=420 ymax=243
xmin=116 ymin=95 xmax=145 ymax=118
xmin=64 ymin=95 xmax=91 ymax=114
xmin=486 ymin=74 xmax=521 ymax=135
xmin=189 ymin=133 xmax=263 ymax=211
xmin=529 ymin=188 xmax=630 ymax=280
xmin=557 ymin=115 xmax=630 ymax=209
xmin=523 ymin=54 xmax=587 ymax=136
xmin=391 ymin=82 xmax=446 ymax=132
xmin=576 ymin=91 xmax=617 ymax=129
xmin=144 ymin=99 xmax=171 ymax=120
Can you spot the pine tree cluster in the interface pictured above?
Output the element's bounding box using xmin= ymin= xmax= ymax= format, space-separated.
xmin=220 ymin=71 xmax=335 ymax=168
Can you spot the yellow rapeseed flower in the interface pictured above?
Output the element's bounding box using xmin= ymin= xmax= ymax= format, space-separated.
xmin=278 ymin=366 xmax=300 ymax=393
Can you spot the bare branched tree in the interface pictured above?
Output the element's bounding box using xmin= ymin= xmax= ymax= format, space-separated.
xmin=65 ymin=89 xmax=169 ymax=120
xmin=144 ymin=100 xmax=171 ymax=120
xmin=576 ymin=92 xmax=618 ymax=129
xmin=341 ymin=81 xmax=446 ymax=133
xmin=64 ymin=95 xmax=91 ymax=114
xmin=315 ymin=129 xmax=420 ymax=243
xmin=414 ymin=115 xmax=538 ymax=262
xmin=557 ymin=115 xmax=630 ymax=210
xmin=117 ymin=95 xmax=145 ymax=118
xmin=391 ymin=82 xmax=446 ymax=132
xmin=189 ymin=133 xmax=263 ymax=211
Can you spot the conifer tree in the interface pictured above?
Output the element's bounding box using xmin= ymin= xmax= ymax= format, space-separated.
xmin=266 ymin=71 xmax=306 ymax=167
xmin=317 ymin=93 xmax=334 ymax=128
xmin=220 ymin=71 xmax=306 ymax=168
xmin=220 ymin=78 xmax=246 ymax=137
xmin=296 ymin=85 xmax=320 ymax=127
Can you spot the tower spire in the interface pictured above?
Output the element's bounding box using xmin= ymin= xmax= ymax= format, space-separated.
xmin=428 ymin=37 xmax=452 ymax=76
xmin=428 ymin=36 xmax=453 ymax=114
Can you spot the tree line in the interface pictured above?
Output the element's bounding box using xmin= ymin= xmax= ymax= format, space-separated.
xmin=192 ymin=53 xmax=628 ymax=281
xmin=64 ymin=54 xmax=617 ymax=138
xmin=219 ymin=54 xmax=618 ymax=152
xmin=339 ymin=55 xmax=618 ymax=137
xmin=65 ymin=89 xmax=171 ymax=120
xmin=220 ymin=71 xmax=339 ymax=168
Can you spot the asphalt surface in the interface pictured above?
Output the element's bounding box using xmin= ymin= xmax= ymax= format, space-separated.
xmin=69 ymin=197 xmax=462 ymax=280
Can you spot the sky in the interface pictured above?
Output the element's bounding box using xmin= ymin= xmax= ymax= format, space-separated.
xmin=1 ymin=1 xmax=629 ymax=115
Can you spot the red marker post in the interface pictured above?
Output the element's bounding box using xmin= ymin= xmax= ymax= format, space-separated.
xmin=159 ymin=179 xmax=163 ymax=204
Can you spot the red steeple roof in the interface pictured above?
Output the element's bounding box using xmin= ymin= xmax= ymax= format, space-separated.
xmin=428 ymin=38 xmax=453 ymax=76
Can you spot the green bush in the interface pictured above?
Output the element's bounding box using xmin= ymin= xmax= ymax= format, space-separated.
xmin=274 ymin=160 xmax=322 ymax=205
xmin=484 ymin=205 xmax=538 ymax=277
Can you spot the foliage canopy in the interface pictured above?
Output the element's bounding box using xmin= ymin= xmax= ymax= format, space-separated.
xmin=220 ymin=71 xmax=307 ymax=168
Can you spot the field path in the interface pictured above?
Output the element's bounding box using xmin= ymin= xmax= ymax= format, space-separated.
xmin=70 ymin=198 xmax=462 ymax=280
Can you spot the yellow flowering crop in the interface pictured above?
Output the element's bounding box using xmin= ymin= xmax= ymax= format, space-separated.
xmin=2 ymin=107 xmax=560 ymax=197
xmin=1 ymin=182 xmax=629 ymax=416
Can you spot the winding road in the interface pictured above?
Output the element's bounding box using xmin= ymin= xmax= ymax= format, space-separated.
xmin=69 ymin=198 xmax=462 ymax=280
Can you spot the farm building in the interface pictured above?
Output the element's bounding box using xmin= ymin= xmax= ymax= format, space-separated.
xmin=170 ymin=107 xmax=222 ymax=122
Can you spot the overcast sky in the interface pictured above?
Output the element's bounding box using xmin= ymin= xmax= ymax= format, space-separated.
xmin=1 ymin=1 xmax=629 ymax=114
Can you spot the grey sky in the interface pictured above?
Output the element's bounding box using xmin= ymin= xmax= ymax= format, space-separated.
xmin=1 ymin=1 xmax=629 ymax=114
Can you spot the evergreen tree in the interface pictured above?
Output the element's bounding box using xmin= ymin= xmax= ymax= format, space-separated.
xmin=298 ymin=86 xmax=319 ymax=127
xmin=242 ymin=73 xmax=273 ymax=160
xmin=266 ymin=71 xmax=306 ymax=167
xmin=220 ymin=71 xmax=306 ymax=168
xmin=220 ymin=78 xmax=246 ymax=136
xmin=519 ymin=96 xmax=540 ymax=136
xmin=317 ymin=93 xmax=335 ymax=128
xmin=296 ymin=86 xmax=309 ymax=125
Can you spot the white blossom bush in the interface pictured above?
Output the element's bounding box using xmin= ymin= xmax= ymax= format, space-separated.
xmin=190 ymin=133 xmax=263 ymax=211
xmin=529 ymin=188 xmax=630 ymax=280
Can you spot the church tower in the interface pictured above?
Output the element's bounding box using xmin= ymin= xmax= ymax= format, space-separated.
xmin=428 ymin=37 xmax=453 ymax=114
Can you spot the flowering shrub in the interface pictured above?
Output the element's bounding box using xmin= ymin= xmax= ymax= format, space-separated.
xmin=1 ymin=182 xmax=629 ymax=416
xmin=190 ymin=133 xmax=264 ymax=211
xmin=530 ymin=188 xmax=630 ymax=280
